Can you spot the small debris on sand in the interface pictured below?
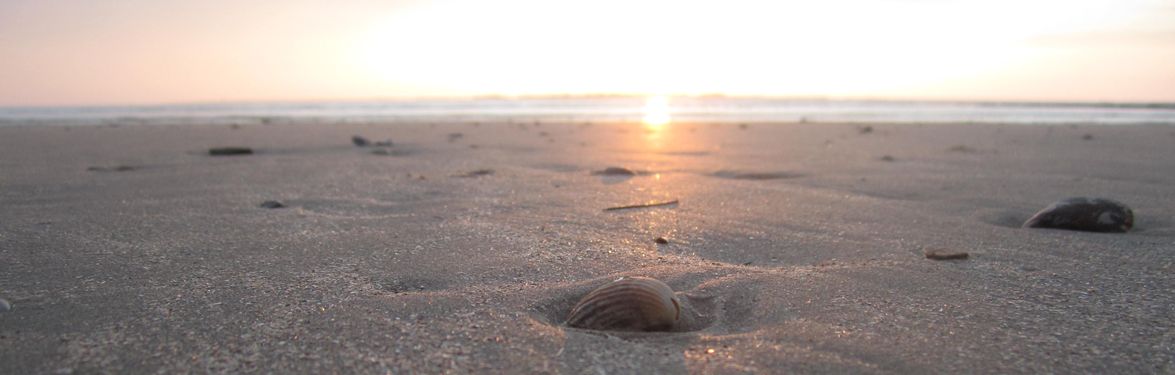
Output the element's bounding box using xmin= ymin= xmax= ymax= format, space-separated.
xmin=259 ymin=200 xmax=286 ymax=209
xmin=352 ymin=135 xmax=370 ymax=147
xmin=1082 ymin=134 xmax=1094 ymax=140
xmin=712 ymin=170 xmax=802 ymax=180
xmin=604 ymin=199 xmax=679 ymax=212
xmin=947 ymin=145 xmax=976 ymax=153
xmin=448 ymin=133 xmax=464 ymax=142
xmin=925 ymin=248 xmax=969 ymax=260
xmin=879 ymin=155 xmax=896 ymax=162
xmin=453 ymin=169 xmax=493 ymax=178
xmin=858 ymin=125 xmax=873 ymax=134
xmin=87 ymin=165 xmax=138 ymax=172
xmin=654 ymin=237 xmax=669 ymax=244
xmin=208 ymin=147 xmax=253 ymax=156
xmin=591 ymin=167 xmax=637 ymax=176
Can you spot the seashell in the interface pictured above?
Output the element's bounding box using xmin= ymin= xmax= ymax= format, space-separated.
xmin=591 ymin=167 xmax=636 ymax=176
xmin=259 ymin=200 xmax=285 ymax=209
xmin=566 ymin=276 xmax=679 ymax=332
xmin=1022 ymin=197 xmax=1133 ymax=233
xmin=352 ymin=135 xmax=370 ymax=147
xmin=208 ymin=147 xmax=253 ymax=156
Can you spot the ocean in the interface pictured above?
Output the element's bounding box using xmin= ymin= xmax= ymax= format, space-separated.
xmin=1 ymin=97 xmax=1173 ymax=126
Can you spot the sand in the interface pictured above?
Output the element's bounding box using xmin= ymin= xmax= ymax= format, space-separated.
xmin=0 ymin=120 xmax=1173 ymax=373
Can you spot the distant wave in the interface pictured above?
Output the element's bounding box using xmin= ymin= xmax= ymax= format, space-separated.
xmin=2 ymin=97 xmax=1173 ymax=126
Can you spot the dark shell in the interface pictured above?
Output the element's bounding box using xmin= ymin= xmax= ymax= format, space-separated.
xmin=1022 ymin=197 xmax=1133 ymax=233
xmin=591 ymin=167 xmax=636 ymax=176
xmin=566 ymin=277 xmax=680 ymax=332
xmin=352 ymin=135 xmax=370 ymax=147
xmin=259 ymin=200 xmax=285 ymax=209
xmin=208 ymin=147 xmax=253 ymax=156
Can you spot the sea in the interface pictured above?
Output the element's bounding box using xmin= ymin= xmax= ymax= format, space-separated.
xmin=1 ymin=97 xmax=1173 ymax=127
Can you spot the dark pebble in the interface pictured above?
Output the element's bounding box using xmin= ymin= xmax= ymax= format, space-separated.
xmin=453 ymin=169 xmax=493 ymax=178
xmin=259 ymin=200 xmax=285 ymax=209
xmin=592 ymin=167 xmax=636 ymax=176
xmin=208 ymin=147 xmax=253 ymax=156
xmin=1082 ymin=134 xmax=1094 ymax=140
xmin=352 ymin=135 xmax=370 ymax=147
xmin=879 ymin=155 xmax=895 ymax=162
xmin=858 ymin=125 xmax=873 ymax=134
xmin=87 ymin=165 xmax=138 ymax=172
xmin=654 ymin=237 xmax=669 ymax=244
xmin=1022 ymin=197 xmax=1133 ymax=233
xmin=925 ymin=248 xmax=969 ymax=260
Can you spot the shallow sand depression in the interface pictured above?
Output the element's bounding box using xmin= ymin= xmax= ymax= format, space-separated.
xmin=1 ymin=121 xmax=1173 ymax=373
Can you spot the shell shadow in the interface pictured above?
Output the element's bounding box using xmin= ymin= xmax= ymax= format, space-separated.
xmin=710 ymin=170 xmax=804 ymax=181
xmin=974 ymin=208 xmax=1029 ymax=229
xmin=1130 ymin=215 xmax=1174 ymax=236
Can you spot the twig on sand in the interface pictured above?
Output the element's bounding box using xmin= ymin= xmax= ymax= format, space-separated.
xmin=604 ymin=199 xmax=679 ymax=212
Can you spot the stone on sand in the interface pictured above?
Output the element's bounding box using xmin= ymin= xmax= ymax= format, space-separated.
xmin=1022 ymin=197 xmax=1133 ymax=233
xmin=208 ymin=147 xmax=253 ymax=156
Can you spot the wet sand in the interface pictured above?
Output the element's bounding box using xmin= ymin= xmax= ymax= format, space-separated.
xmin=1 ymin=121 xmax=1173 ymax=373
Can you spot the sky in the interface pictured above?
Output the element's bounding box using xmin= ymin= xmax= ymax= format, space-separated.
xmin=1 ymin=0 xmax=1173 ymax=106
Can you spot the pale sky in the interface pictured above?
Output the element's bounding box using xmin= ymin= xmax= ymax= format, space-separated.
xmin=1 ymin=0 xmax=1173 ymax=106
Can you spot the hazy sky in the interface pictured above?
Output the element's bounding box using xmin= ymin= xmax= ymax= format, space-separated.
xmin=2 ymin=0 xmax=1173 ymax=106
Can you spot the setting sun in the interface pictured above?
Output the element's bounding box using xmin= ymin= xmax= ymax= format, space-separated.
xmin=642 ymin=95 xmax=671 ymax=128
xmin=2 ymin=0 xmax=1172 ymax=105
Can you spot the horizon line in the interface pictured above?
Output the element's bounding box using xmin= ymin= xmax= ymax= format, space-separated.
xmin=3 ymin=94 xmax=1175 ymax=110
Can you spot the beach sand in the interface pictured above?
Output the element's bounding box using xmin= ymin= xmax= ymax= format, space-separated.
xmin=1 ymin=121 xmax=1173 ymax=373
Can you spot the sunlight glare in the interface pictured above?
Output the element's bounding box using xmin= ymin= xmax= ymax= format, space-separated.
xmin=643 ymin=95 xmax=671 ymax=129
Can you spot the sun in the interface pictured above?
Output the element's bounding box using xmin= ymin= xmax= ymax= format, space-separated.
xmin=642 ymin=95 xmax=671 ymax=129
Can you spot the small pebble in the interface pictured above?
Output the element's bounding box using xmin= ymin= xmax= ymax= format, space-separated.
xmin=592 ymin=167 xmax=636 ymax=176
xmin=208 ymin=147 xmax=253 ymax=156
xmin=879 ymin=155 xmax=895 ymax=162
xmin=352 ymin=135 xmax=370 ymax=147
xmin=453 ymin=169 xmax=493 ymax=178
xmin=259 ymin=200 xmax=285 ymax=209
xmin=1082 ymin=134 xmax=1094 ymax=140
xmin=947 ymin=145 xmax=976 ymax=153
xmin=858 ymin=125 xmax=873 ymax=134
xmin=87 ymin=165 xmax=138 ymax=172
xmin=924 ymin=248 xmax=969 ymax=260
xmin=654 ymin=237 xmax=669 ymax=244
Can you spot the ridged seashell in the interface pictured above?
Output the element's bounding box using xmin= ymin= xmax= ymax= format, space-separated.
xmin=1023 ymin=197 xmax=1133 ymax=233
xmin=566 ymin=276 xmax=680 ymax=332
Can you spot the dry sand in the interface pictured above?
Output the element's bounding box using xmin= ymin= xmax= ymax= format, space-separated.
xmin=0 ymin=121 xmax=1173 ymax=373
